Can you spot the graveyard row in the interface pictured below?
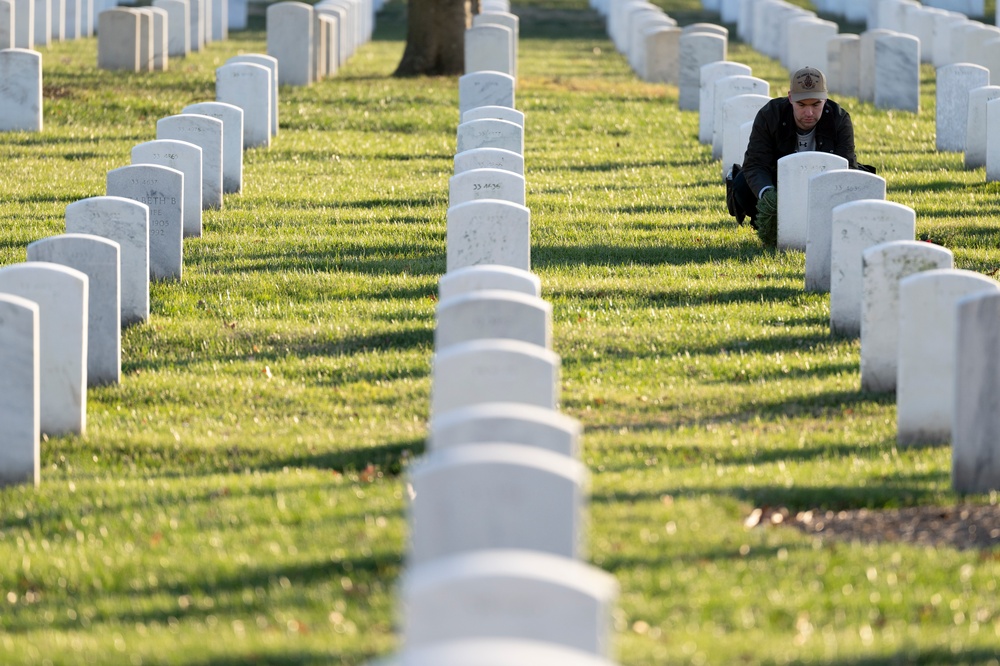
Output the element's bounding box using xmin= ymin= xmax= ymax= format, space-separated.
xmin=373 ymin=8 xmax=627 ymax=663
xmin=597 ymin=1 xmax=1000 ymax=492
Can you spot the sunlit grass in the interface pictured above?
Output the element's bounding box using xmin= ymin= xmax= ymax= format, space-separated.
xmin=1 ymin=0 xmax=999 ymax=664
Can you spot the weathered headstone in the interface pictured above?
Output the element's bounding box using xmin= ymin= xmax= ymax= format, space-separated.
xmin=965 ymin=85 xmax=1000 ymax=169
xmin=431 ymin=338 xmax=559 ymax=415
xmin=266 ymin=1 xmax=314 ymax=86
xmin=188 ymin=0 xmax=205 ymax=52
xmin=435 ymin=289 xmax=551 ymax=351
xmin=97 ymin=8 xmax=140 ymax=71
xmin=860 ymin=241 xmax=958 ymax=389
xmin=641 ymin=25 xmax=681 ymax=84
xmin=456 ymin=118 xmax=523 ymax=155
xmin=0 ymin=262 xmax=88 ymax=437
xmin=12 ymin=0 xmax=33 ymax=48
xmin=698 ymin=61 xmax=752 ymax=145
xmin=0 ymin=294 xmax=39 ymax=487
xmin=446 ymin=199 xmax=530 ymax=272
xmin=859 ymin=28 xmax=897 ymax=103
xmin=454 ymin=147 xmax=524 ymax=176
xmin=402 ymin=550 xmax=617 ymax=656
xmin=157 ymin=113 xmax=223 ymax=209
xmin=458 ymin=71 xmax=515 ymax=120
xmin=936 ymin=64 xmax=989 ymax=152
xmin=462 ymin=104 xmax=524 ymax=127
xmin=215 ymin=62 xmax=270 ymax=150
xmin=227 ymin=54 xmax=279 ymax=137
xmin=26 ymin=234 xmax=121 ymax=386
xmin=720 ymin=93 xmax=770 ymax=178
xmin=804 ymin=169 xmax=886 ymax=292
xmin=897 ymin=269 xmax=1000 ymax=446
xmin=785 ymin=16 xmax=837 ymax=74
xmin=0 ymin=1 xmax=13 ymax=50
xmin=829 ymin=200 xmax=916 ymax=337
xmin=712 ymin=76 xmax=769 ymax=161
xmin=131 ymin=139 xmax=202 ymax=239
xmin=776 ymin=152 xmax=849 ymax=251
xmin=678 ymin=32 xmax=726 ymax=110
xmin=826 ymin=33 xmax=861 ymax=98
xmin=33 ymin=0 xmax=50 ymax=47
xmin=153 ymin=0 xmax=188 ymax=57
xmin=465 ymin=23 xmax=514 ymax=76
xmin=428 ymin=402 xmax=580 ymax=458
xmin=407 ymin=444 xmax=586 ymax=564
xmin=211 ymin=0 xmax=226 ymax=40
xmin=0 ymin=48 xmax=42 ymax=132
xmin=438 ymin=264 xmax=539 ymax=302
xmin=449 ymin=168 xmax=526 ymax=208
xmin=146 ymin=6 xmax=168 ymax=71
xmin=953 ymin=290 xmax=1000 ymax=492
xmin=64 ymin=197 xmax=148 ymax=327
xmin=107 ymin=164 xmax=184 ymax=281
xmin=182 ymin=102 xmax=242 ymax=195
xmin=875 ymin=32 xmax=920 ymax=112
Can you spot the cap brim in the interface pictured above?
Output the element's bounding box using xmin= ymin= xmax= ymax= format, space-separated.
xmin=789 ymin=91 xmax=828 ymax=102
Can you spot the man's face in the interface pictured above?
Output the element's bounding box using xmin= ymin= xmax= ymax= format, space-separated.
xmin=790 ymin=97 xmax=825 ymax=131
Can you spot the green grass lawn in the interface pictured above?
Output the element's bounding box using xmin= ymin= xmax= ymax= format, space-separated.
xmin=1 ymin=0 xmax=999 ymax=663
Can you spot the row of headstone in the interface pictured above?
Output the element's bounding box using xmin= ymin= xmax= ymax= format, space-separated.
xmin=265 ymin=0 xmax=373 ymax=86
xmin=375 ymin=40 xmax=622 ymax=662
xmin=465 ymin=6 xmax=518 ymax=78
xmin=0 ymin=51 xmax=279 ymax=487
xmin=728 ymin=0 xmax=920 ymax=112
xmin=1 ymin=0 xmax=236 ymax=51
xmin=696 ymin=61 xmax=769 ymax=180
xmin=0 ymin=47 xmax=42 ymax=131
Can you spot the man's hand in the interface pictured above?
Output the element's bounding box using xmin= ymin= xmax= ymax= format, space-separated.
xmin=755 ymin=188 xmax=778 ymax=248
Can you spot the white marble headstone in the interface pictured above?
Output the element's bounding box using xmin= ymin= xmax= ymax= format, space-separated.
xmin=804 ymin=169 xmax=886 ymax=292
xmin=458 ymin=71 xmax=515 ymax=120
xmin=107 ymin=164 xmax=184 ymax=281
xmin=776 ymin=152 xmax=849 ymax=251
xmin=953 ymin=290 xmax=1000 ymax=492
xmin=97 ymin=8 xmax=140 ymax=71
xmin=720 ymin=93 xmax=770 ymax=179
xmin=829 ymin=200 xmax=916 ymax=338
xmin=712 ymin=75 xmax=769 ymax=161
xmin=227 ymin=54 xmax=279 ymax=136
xmin=861 ymin=240 xmax=954 ymax=392
xmin=435 ymin=289 xmax=551 ymax=351
xmin=642 ymin=25 xmax=681 ymax=84
xmin=0 ymin=48 xmax=41 ymax=132
xmin=0 ymin=262 xmax=88 ymax=438
xmin=965 ymin=85 xmax=1000 ymax=169
xmin=215 ymin=62 xmax=270 ymax=150
xmin=454 ymin=147 xmax=524 ymax=176
xmin=446 ymin=199 xmax=530 ymax=272
xmin=462 ymin=105 xmax=524 ymax=127
xmin=26 ymin=233 xmax=121 ymax=386
xmin=153 ymin=0 xmax=189 ymax=57
xmin=157 ymin=113 xmax=224 ymax=209
xmin=936 ymin=63 xmax=989 ymax=152
xmin=65 ymin=196 xmax=150 ymax=327
xmin=456 ymin=118 xmax=523 ymax=155
xmin=182 ymin=102 xmax=243 ymax=194
xmin=266 ymin=1 xmax=314 ymax=86
xmin=465 ymin=23 xmax=514 ymax=76
xmin=698 ymin=61 xmax=752 ymax=146
xmin=401 ymin=550 xmax=617 ymax=656
xmin=131 ymin=139 xmax=203 ymax=238
xmin=0 ymin=293 xmax=39 ymax=487
xmin=407 ymin=444 xmax=586 ymax=564
xmin=448 ymin=168 xmax=525 ymax=208
xmin=874 ymin=32 xmax=920 ymax=112
xmin=897 ymin=269 xmax=1000 ymax=446
xmin=428 ymin=402 xmax=581 ymax=458
xmin=438 ymin=264 xmax=540 ymax=301
xmin=678 ymin=32 xmax=726 ymax=111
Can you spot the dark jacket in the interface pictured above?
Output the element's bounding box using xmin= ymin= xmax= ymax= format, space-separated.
xmin=741 ymin=97 xmax=857 ymax=198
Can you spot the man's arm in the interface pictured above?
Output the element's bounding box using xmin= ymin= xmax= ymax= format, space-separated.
xmin=741 ymin=104 xmax=779 ymax=199
xmin=834 ymin=106 xmax=859 ymax=169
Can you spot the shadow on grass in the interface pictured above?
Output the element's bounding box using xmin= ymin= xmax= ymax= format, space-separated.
xmin=756 ymin=648 xmax=1000 ymax=666
xmin=592 ymin=473 xmax=949 ymax=512
xmin=534 ymin=241 xmax=764 ymax=268
xmin=184 ymin=248 xmax=446 ymax=278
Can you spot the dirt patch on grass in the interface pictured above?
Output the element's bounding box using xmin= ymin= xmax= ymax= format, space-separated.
xmin=746 ymin=504 xmax=1000 ymax=552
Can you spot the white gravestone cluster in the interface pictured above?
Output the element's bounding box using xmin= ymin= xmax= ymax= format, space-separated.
xmin=266 ymin=0 xmax=376 ymax=87
xmin=94 ymin=0 xmax=289 ymax=71
xmin=0 ymin=42 xmax=289 ymax=488
xmin=370 ymin=23 xmax=623 ymax=665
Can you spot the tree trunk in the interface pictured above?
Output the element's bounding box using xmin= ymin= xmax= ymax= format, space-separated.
xmin=393 ymin=0 xmax=475 ymax=77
